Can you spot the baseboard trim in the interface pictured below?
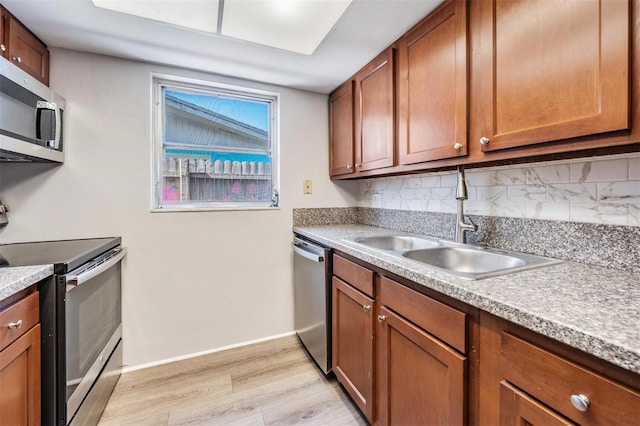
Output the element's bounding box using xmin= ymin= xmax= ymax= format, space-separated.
xmin=122 ymin=331 xmax=297 ymax=374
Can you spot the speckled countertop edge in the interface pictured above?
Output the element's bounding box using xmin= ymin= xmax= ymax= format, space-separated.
xmin=0 ymin=265 xmax=53 ymax=300
xmin=293 ymin=224 xmax=640 ymax=374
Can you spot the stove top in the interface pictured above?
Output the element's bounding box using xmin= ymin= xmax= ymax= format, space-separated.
xmin=0 ymin=237 xmax=121 ymax=273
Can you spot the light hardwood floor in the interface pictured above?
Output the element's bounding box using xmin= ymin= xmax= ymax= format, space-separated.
xmin=98 ymin=335 xmax=367 ymax=425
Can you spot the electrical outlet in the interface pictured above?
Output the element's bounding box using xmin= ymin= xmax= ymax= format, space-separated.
xmin=303 ymin=180 xmax=312 ymax=194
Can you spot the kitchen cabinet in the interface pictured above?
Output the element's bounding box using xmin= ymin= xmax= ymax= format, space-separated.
xmin=329 ymin=81 xmax=355 ymax=176
xmin=0 ymin=6 xmax=5 ymax=59
xmin=0 ymin=290 xmax=41 ymax=426
xmin=375 ymin=276 xmax=467 ymax=426
xmin=329 ymin=0 xmax=637 ymax=180
xmin=332 ymin=254 xmax=375 ymax=422
xmin=479 ymin=312 xmax=640 ymax=426
xmin=397 ymin=0 xmax=468 ymax=165
xmin=475 ymin=0 xmax=629 ymax=153
xmin=0 ymin=5 xmax=50 ymax=85
xmin=329 ymin=48 xmax=395 ymax=177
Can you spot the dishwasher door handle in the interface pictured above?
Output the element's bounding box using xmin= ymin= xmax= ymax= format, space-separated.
xmin=292 ymin=243 xmax=325 ymax=263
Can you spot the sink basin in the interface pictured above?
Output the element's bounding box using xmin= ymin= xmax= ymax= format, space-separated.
xmin=402 ymin=246 xmax=561 ymax=280
xmin=354 ymin=235 xmax=440 ymax=251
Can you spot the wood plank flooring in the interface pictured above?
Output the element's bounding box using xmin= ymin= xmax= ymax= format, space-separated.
xmin=98 ymin=335 xmax=367 ymax=425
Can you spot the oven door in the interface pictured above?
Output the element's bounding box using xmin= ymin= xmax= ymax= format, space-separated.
xmin=63 ymin=247 xmax=126 ymax=424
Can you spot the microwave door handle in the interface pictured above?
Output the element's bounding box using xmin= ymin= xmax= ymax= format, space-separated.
xmin=53 ymin=103 xmax=61 ymax=149
xmin=36 ymin=101 xmax=60 ymax=149
xmin=65 ymin=248 xmax=127 ymax=288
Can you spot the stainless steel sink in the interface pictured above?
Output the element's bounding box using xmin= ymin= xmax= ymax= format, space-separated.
xmin=353 ymin=235 xmax=441 ymax=251
xmin=345 ymin=233 xmax=561 ymax=280
xmin=402 ymin=246 xmax=561 ymax=280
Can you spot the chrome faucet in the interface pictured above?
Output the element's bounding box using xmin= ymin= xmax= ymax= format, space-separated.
xmin=455 ymin=166 xmax=477 ymax=244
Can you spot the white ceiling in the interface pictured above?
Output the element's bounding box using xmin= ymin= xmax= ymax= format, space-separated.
xmin=3 ymin=0 xmax=443 ymax=94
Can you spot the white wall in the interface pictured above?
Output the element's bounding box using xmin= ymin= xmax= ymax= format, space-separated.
xmin=358 ymin=154 xmax=640 ymax=226
xmin=0 ymin=48 xmax=357 ymax=367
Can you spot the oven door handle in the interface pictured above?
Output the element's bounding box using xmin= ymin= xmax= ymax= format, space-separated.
xmin=65 ymin=247 xmax=127 ymax=287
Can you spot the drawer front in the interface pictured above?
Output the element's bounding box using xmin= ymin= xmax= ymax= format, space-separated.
xmin=501 ymin=332 xmax=640 ymax=425
xmin=333 ymin=254 xmax=374 ymax=297
xmin=0 ymin=292 xmax=39 ymax=351
xmin=380 ymin=277 xmax=466 ymax=353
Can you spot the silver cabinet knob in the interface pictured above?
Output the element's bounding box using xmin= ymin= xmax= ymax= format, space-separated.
xmin=7 ymin=320 xmax=23 ymax=329
xmin=480 ymin=136 xmax=490 ymax=145
xmin=570 ymin=394 xmax=590 ymax=412
xmin=362 ymin=305 xmax=371 ymax=312
xmin=454 ymin=142 xmax=463 ymax=150
xmin=346 ymin=165 xmax=352 ymax=170
xmin=355 ymin=163 xmax=361 ymax=168
xmin=0 ymin=44 xmax=6 ymax=52
xmin=12 ymin=56 xmax=22 ymax=63
xmin=377 ymin=315 xmax=387 ymax=323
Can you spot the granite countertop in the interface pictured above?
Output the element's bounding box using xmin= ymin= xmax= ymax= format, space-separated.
xmin=294 ymin=224 xmax=640 ymax=374
xmin=0 ymin=265 xmax=53 ymax=300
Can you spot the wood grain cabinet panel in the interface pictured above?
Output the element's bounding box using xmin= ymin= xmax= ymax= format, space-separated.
xmin=0 ymin=324 xmax=41 ymax=426
xmin=354 ymin=48 xmax=395 ymax=172
xmin=477 ymin=0 xmax=629 ymax=152
xmin=329 ymin=80 xmax=355 ymax=176
xmin=0 ymin=8 xmax=6 ymax=59
xmin=501 ymin=332 xmax=640 ymax=425
xmin=397 ymin=0 xmax=468 ymax=165
xmin=332 ymin=276 xmax=375 ymax=422
xmin=499 ymin=381 xmax=574 ymax=426
xmin=329 ymin=48 xmax=395 ymax=177
xmin=1 ymin=5 xmax=50 ymax=85
xmin=376 ymin=306 xmax=467 ymax=426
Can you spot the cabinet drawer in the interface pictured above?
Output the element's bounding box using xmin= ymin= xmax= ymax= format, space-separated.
xmin=333 ymin=254 xmax=374 ymax=297
xmin=501 ymin=332 xmax=640 ymax=425
xmin=0 ymin=292 xmax=39 ymax=351
xmin=380 ymin=277 xmax=466 ymax=353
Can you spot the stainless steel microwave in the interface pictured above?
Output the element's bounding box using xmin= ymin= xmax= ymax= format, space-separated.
xmin=0 ymin=56 xmax=65 ymax=162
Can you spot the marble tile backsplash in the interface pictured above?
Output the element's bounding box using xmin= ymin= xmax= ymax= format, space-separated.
xmin=358 ymin=153 xmax=640 ymax=226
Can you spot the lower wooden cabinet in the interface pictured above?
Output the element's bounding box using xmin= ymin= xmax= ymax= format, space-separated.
xmin=499 ymin=381 xmax=574 ymax=426
xmin=0 ymin=290 xmax=41 ymax=426
xmin=0 ymin=325 xmax=41 ymax=426
xmin=376 ymin=305 xmax=466 ymax=425
xmin=479 ymin=312 xmax=640 ymax=426
xmin=332 ymin=275 xmax=375 ymax=422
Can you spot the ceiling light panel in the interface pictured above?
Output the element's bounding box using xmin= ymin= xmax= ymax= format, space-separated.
xmin=221 ymin=0 xmax=352 ymax=55
xmin=91 ymin=0 xmax=219 ymax=33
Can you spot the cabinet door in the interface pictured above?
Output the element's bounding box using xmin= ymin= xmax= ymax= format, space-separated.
xmin=332 ymin=276 xmax=374 ymax=422
xmin=0 ymin=8 xmax=6 ymax=59
xmin=355 ymin=48 xmax=395 ymax=172
xmin=500 ymin=381 xmax=575 ymax=426
xmin=7 ymin=15 xmax=50 ymax=85
xmin=329 ymin=80 xmax=355 ymax=176
xmin=397 ymin=0 xmax=468 ymax=165
xmin=0 ymin=324 xmax=41 ymax=426
xmin=477 ymin=0 xmax=629 ymax=152
xmin=376 ymin=306 xmax=467 ymax=426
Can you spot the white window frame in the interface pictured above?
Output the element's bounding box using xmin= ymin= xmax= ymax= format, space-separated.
xmin=151 ymin=74 xmax=280 ymax=211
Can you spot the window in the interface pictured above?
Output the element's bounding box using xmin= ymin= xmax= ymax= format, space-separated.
xmin=152 ymin=76 xmax=279 ymax=210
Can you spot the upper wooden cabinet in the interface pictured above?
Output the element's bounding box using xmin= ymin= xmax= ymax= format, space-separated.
xmin=329 ymin=81 xmax=355 ymax=176
xmin=0 ymin=7 xmax=5 ymax=59
xmin=476 ymin=0 xmax=629 ymax=152
xmin=354 ymin=48 xmax=395 ymax=172
xmin=397 ymin=0 xmax=468 ymax=165
xmin=329 ymin=48 xmax=395 ymax=177
xmin=329 ymin=0 xmax=636 ymax=179
xmin=0 ymin=5 xmax=50 ymax=85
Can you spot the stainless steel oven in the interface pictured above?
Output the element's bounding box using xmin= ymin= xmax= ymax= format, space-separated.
xmin=63 ymin=247 xmax=125 ymax=425
xmin=0 ymin=237 xmax=125 ymax=425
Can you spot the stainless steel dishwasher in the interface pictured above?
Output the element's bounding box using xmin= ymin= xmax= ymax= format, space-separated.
xmin=292 ymin=235 xmax=332 ymax=374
